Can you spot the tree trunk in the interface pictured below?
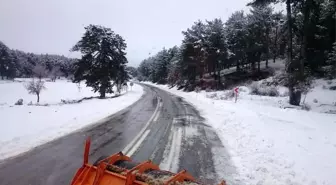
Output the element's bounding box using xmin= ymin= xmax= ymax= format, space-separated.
xmin=301 ymin=0 xmax=312 ymax=80
xmin=37 ymin=93 xmax=40 ymax=103
xmin=0 ymin=62 xmax=3 ymax=80
xmin=257 ymin=53 xmax=261 ymax=72
xmin=236 ymin=60 xmax=240 ymax=71
xmin=265 ymin=30 xmax=270 ymax=68
xmin=266 ymin=59 xmax=268 ymax=68
xmin=100 ymin=90 xmax=106 ymax=98
xmin=286 ymin=0 xmax=293 ymax=70
xmin=0 ymin=69 xmax=3 ymax=80
xmin=258 ymin=59 xmax=260 ymax=72
xmin=289 ymin=87 xmax=301 ymax=106
xmin=217 ymin=62 xmax=221 ymax=89
xmin=286 ymin=0 xmax=301 ymax=105
xmin=273 ymin=26 xmax=278 ymax=63
xmin=99 ymin=85 xmax=106 ymax=98
xmin=251 ymin=54 xmax=256 ymax=71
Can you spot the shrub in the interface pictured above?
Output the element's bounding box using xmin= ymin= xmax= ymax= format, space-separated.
xmin=61 ymin=99 xmax=79 ymax=104
xmin=313 ymin=99 xmax=318 ymax=103
xmin=195 ymin=86 xmax=201 ymax=93
xmin=219 ymin=90 xmax=235 ymax=100
xmin=206 ymin=93 xmax=218 ymax=99
xmin=15 ymin=99 xmax=23 ymax=105
xmin=249 ymin=82 xmax=260 ymax=95
xmin=249 ymin=82 xmax=279 ymax=97
xmin=281 ymin=90 xmax=289 ymax=97
xmin=205 ymin=87 xmax=213 ymax=92
xmin=267 ymin=86 xmax=280 ymax=97
xmin=301 ymin=103 xmax=311 ymax=111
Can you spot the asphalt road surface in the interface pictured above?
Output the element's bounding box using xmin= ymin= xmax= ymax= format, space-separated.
xmin=0 ymin=84 xmax=227 ymax=185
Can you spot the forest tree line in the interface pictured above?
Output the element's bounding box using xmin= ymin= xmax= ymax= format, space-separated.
xmin=0 ymin=41 xmax=77 ymax=80
xmin=137 ymin=0 xmax=336 ymax=105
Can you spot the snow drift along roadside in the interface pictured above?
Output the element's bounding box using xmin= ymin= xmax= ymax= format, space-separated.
xmin=0 ymin=81 xmax=143 ymax=161
xmin=145 ymin=82 xmax=336 ymax=185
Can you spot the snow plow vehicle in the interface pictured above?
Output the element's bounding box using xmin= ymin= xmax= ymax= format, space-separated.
xmin=71 ymin=138 xmax=226 ymax=185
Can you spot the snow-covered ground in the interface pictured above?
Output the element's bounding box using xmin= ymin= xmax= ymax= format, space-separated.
xmin=204 ymin=58 xmax=286 ymax=78
xmin=0 ymin=79 xmax=143 ymax=161
xmin=145 ymin=82 xmax=336 ymax=185
xmin=1 ymin=79 xmax=93 ymax=105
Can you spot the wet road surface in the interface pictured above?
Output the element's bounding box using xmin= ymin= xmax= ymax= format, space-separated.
xmin=0 ymin=84 xmax=227 ymax=185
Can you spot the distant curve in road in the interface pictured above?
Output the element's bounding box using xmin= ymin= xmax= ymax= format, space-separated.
xmin=0 ymin=84 xmax=225 ymax=185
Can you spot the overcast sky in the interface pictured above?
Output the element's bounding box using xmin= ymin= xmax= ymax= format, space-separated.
xmin=0 ymin=0 xmax=283 ymax=66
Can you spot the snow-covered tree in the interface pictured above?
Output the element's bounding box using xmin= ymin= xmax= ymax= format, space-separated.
xmin=0 ymin=41 xmax=17 ymax=79
xmin=327 ymin=42 xmax=336 ymax=77
xmin=126 ymin=66 xmax=138 ymax=78
xmin=32 ymin=64 xmax=47 ymax=79
xmin=269 ymin=11 xmax=286 ymax=63
xmin=50 ymin=66 xmax=62 ymax=81
xmin=115 ymin=65 xmax=130 ymax=94
xmin=0 ymin=44 xmax=76 ymax=79
xmin=71 ymin=25 xmax=128 ymax=98
xmin=246 ymin=6 xmax=274 ymax=70
xmin=204 ymin=18 xmax=228 ymax=88
xmin=225 ymin=11 xmax=248 ymax=71
xmin=139 ymin=0 xmax=335 ymax=94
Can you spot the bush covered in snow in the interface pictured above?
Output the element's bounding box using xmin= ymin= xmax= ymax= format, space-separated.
xmin=219 ymin=90 xmax=235 ymax=100
xmin=301 ymin=103 xmax=311 ymax=111
xmin=61 ymin=99 xmax=79 ymax=104
xmin=249 ymin=82 xmax=279 ymax=97
xmin=205 ymin=90 xmax=235 ymax=100
xmin=261 ymin=71 xmax=288 ymax=87
xmin=14 ymin=99 xmax=23 ymax=105
xmin=206 ymin=92 xmax=218 ymax=99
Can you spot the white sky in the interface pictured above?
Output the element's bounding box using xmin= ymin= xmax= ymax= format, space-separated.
xmin=0 ymin=0 xmax=284 ymax=66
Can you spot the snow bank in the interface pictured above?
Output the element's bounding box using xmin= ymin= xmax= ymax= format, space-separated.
xmin=0 ymin=79 xmax=143 ymax=161
xmin=145 ymin=82 xmax=336 ymax=185
xmin=304 ymin=79 xmax=336 ymax=113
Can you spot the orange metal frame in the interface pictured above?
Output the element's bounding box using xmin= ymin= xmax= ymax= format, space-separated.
xmin=70 ymin=138 xmax=227 ymax=185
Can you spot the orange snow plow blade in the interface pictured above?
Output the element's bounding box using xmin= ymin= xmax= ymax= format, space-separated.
xmin=71 ymin=138 xmax=226 ymax=185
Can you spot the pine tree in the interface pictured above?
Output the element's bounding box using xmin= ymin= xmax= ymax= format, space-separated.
xmin=270 ymin=12 xmax=285 ymax=63
xmin=71 ymin=25 xmax=128 ymax=98
xmin=1 ymin=47 xmax=76 ymax=78
xmin=225 ymin=11 xmax=248 ymax=72
xmin=327 ymin=42 xmax=336 ymax=78
xmin=126 ymin=66 xmax=138 ymax=78
xmin=181 ymin=20 xmax=207 ymax=84
xmin=0 ymin=41 xmax=11 ymax=79
xmin=246 ymin=6 xmax=274 ymax=70
xmin=167 ymin=47 xmax=182 ymax=86
xmin=0 ymin=41 xmax=18 ymax=79
xmin=204 ymin=18 xmax=228 ymax=88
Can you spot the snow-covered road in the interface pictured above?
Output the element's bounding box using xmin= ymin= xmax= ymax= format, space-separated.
xmin=147 ymin=83 xmax=336 ymax=185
